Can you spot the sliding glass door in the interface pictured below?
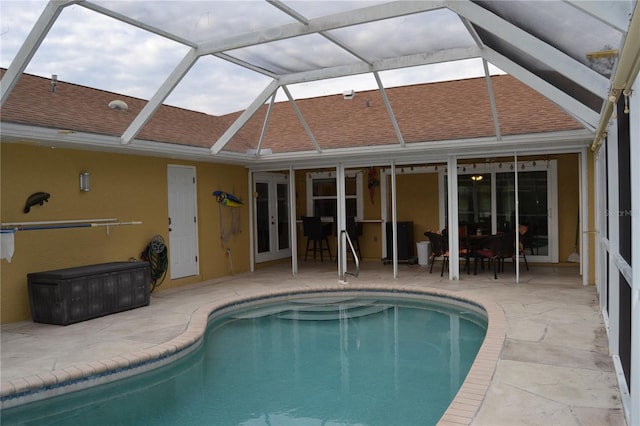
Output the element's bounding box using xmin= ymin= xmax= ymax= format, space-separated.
xmin=458 ymin=173 xmax=492 ymax=235
xmin=444 ymin=161 xmax=557 ymax=262
xmin=496 ymin=171 xmax=549 ymax=256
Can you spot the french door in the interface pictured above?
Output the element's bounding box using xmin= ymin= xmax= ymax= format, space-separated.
xmin=254 ymin=172 xmax=291 ymax=263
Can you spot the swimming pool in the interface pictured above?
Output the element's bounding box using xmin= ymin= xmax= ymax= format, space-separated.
xmin=1 ymin=291 xmax=489 ymax=425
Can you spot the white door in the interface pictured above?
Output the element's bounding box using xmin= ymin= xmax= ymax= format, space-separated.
xmin=167 ymin=165 xmax=199 ymax=278
xmin=254 ymin=173 xmax=291 ymax=263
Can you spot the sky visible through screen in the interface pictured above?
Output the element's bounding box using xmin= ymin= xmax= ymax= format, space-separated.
xmin=0 ymin=1 xmax=501 ymax=116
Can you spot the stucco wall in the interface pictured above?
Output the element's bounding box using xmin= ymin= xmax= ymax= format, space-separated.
xmin=395 ymin=172 xmax=441 ymax=248
xmin=1 ymin=144 xmax=249 ymax=323
xmin=556 ymin=153 xmax=580 ymax=264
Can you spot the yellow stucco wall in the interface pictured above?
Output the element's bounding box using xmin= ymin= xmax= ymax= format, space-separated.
xmin=556 ymin=154 xmax=580 ymax=264
xmin=395 ymin=172 xmax=441 ymax=248
xmin=1 ymin=143 xmax=249 ymax=323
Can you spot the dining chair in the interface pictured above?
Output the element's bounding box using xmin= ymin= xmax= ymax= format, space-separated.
xmin=518 ymin=225 xmax=530 ymax=271
xmin=498 ymin=231 xmax=516 ymax=272
xmin=457 ymin=226 xmax=472 ymax=274
xmin=490 ymin=230 xmax=527 ymax=274
xmin=424 ymin=231 xmax=448 ymax=276
xmin=442 ymin=226 xmax=472 ymax=274
xmin=301 ymin=216 xmax=332 ymax=261
xmin=474 ymin=234 xmax=503 ymax=279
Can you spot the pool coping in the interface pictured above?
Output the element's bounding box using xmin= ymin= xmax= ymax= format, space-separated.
xmin=0 ymin=284 xmax=506 ymax=425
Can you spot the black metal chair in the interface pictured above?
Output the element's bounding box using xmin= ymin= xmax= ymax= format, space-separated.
xmin=457 ymin=226 xmax=472 ymax=274
xmin=518 ymin=225 xmax=531 ymax=271
xmin=498 ymin=231 xmax=516 ymax=272
xmin=301 ymin=216 xmax=332 ymax=261
xmin=499 ymin=230 xmax=530 ymax=273
xmin=474 ymin=234 xmax=503 ymax=279
xmin=425 ymin=230 xmax=471 ymax=276
xmin=424 ymin=231 xmax=448 ymax=276
xmin=476 ymin=231 xmax=527 ymax=279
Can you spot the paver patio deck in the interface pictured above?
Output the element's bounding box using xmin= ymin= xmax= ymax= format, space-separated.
xmin=0 ymin=261 xmax=626 ymax=425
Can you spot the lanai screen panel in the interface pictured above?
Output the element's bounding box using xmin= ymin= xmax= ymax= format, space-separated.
xmin=474 ymin=28 xmax=604 ymax=112
xmin=474 ymin=0 xmax=626 ymax=75
xmin=225 ymin=34 xmax=363 ymax=75
xmin=279 ymin=1 xmax=387 ymax=18
xmin=91 ymin=1 xmax=296 ymax=42
xmin=325 ymin=9 xmax=476 ymax=62
xmin=471 ymin=0 xmax=627 ymax=113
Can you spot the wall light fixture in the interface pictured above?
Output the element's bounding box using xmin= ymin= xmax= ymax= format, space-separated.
xmin=80 ymin=172 xmax=91 ymax=192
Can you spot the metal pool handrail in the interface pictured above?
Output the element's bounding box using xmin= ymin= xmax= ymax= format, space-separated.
xmin=338 ymin=229 xmax=360 ymax=282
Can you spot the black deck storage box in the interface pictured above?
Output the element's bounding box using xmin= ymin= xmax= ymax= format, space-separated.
xmin=385 ymin=221 xmax=414 ymax=261
xmin=27 ymin=261 xmax=151 ymax=325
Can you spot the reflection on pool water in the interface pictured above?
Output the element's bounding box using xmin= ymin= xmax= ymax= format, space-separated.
xmin=2 ymin=294 xmax=486 ymax=426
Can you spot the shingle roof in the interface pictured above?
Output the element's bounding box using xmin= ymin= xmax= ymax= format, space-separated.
xmin=1 ymin=69 xmax=584 ymax=155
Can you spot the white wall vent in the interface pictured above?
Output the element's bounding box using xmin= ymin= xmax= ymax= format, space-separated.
xmin=343 ymin=90 xmax=355 ymax=99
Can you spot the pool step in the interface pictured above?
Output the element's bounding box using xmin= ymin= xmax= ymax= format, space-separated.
xmin=277 ymin=304 xmax=390 ymax=321
xmin=232 ymin=301 xmax=390 ymax=321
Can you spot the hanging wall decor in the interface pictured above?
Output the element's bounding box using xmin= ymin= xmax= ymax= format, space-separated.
xmin=23 ymin=192 xmax=50 ymax=213
xmin=213 ymin=190 xmax=242 ymax=249
xmin=367 ymin=167 xmax=379 ymax=204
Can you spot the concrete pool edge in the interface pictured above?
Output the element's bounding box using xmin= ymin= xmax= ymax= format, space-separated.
xmin=0 ymin=284 xmax=506 ymax=425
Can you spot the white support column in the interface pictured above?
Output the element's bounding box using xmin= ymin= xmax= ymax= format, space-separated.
xmin=248 ymin=170 xmax=255 ymax=272
xmin=391 ymin=161 xmax=398 ymax=279
xmin=628 ymin=78 xmax=639 ymax=426
xmin=595 ymin=145 xmax=608 ymax=310
xmin=607 ymin=114 xmax=620 ymax=357
xmin=514 ymin=153 xmax=520 ymax=284
xmin=336 ymin=164 xmax=347 ymax=280
xmin=447 ymin=156 xmax=459 ymax=280
xmin=289 ymin=166 xmax=298 ymax=275
xmin=580 ymin=147 xmax=590 ymax=285
xmin=381 ymin=168 xmax=389 ymax=260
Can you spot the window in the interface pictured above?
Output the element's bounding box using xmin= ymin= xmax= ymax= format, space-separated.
xmin=306 ymin=171 xmax=363 ymax=220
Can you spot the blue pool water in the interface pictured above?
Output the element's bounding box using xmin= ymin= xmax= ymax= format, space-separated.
xmin=2 ymin=294 xmax=486 ymax=425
